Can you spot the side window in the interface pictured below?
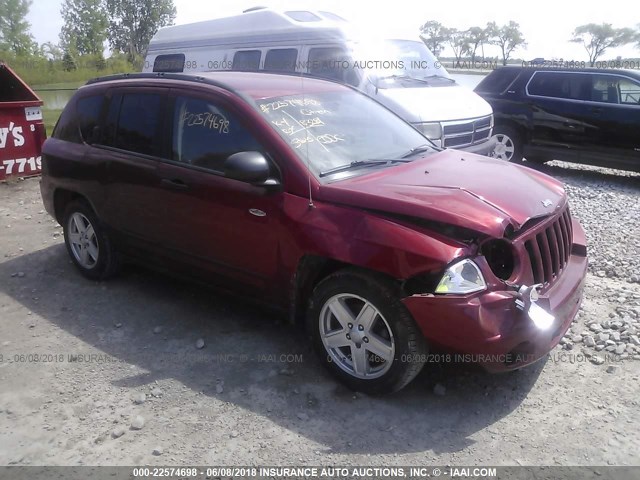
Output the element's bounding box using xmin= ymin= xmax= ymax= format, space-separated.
xmin=172 ymin=96 xmax=263 ymax=172
xmin=76 ymin=95 xmax=104 ymax=144
xmin=475 ymin=69 xmax=520 ymax=94
xmin=619 ymin=78 xmax=640 ymax=105
xmin=264 ymin=48 xmax=298 ymax=72
xmin=308 ymin=47 xmax=358 ymax=86
xmin=153 ymin=54 xmax=185 ymax=73
xmin=528 ymin=72 xmax=588 ymax=100
xmin=233 ymin=50 xmax=261 ymax=71
xmin=591 ymin=75 xmax=640 ymax=104
xmin=105 ymin=93 xmax=163 ymax=156
xmin=52 ymin=100 xmax=81 ymax=143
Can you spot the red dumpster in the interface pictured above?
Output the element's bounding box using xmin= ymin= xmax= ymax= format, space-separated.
xmin=0 ymin=62 xmax=46 ymax=181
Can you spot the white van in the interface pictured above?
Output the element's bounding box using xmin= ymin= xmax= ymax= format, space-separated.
xmin=143 ymin=8 xmax=495 ymax=155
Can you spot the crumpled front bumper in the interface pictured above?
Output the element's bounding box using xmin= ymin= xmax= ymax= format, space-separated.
xmin=402 ymin=218 xmax=587 ymax=372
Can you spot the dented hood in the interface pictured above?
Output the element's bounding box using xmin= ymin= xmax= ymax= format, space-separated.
xmin=318 ymin=150 xmax=566 ymax=238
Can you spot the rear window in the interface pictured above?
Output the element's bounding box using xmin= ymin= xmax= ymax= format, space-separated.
xmin=77 ymin=95 xmax=104 ymax=143
xmin=475 ymin=68 xmax=520 ymax=94
xmin=527 ymin=72 xmax=588 ymax=100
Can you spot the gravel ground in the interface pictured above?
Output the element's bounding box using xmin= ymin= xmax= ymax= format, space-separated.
xmin=0 ymin=161 xmax=639 ymax=468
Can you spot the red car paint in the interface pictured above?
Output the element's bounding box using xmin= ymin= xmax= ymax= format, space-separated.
xmin=40 ymin=72 xmax=587 ymax=373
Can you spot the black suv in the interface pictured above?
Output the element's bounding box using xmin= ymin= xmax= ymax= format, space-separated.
xmin=475 ymin=67 xmax=640 ymax=172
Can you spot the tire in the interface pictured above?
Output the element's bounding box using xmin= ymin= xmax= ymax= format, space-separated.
xmin=62 ymin=200 xmax=120 ymax=280
xmin=491 ymin=125 xmax=523 ymax=163
xmin=306 ymin=269 xmax=427 ymax=395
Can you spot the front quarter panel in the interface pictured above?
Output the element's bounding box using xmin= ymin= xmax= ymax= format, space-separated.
xmin=279 ymin=193 xmax=469 ymax=281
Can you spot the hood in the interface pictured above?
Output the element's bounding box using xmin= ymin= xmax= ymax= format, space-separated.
xmin=318 ymin=151 xmax=566 ymax=239
xmin=374 ymin=84 xmax=492 ymax=123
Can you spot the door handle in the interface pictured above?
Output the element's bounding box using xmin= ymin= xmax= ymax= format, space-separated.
xmin=590 ymin=107 xmax=603 ymax=114
xmin=160 ymin=178 xmax=189 ymax=190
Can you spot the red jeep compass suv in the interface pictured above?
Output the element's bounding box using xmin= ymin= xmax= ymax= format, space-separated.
xmin=40 ymin=72 xmax=587 ymax=394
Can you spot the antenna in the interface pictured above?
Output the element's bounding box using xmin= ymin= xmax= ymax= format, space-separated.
xmin=299 ymin=38 xmax=314 ymax=208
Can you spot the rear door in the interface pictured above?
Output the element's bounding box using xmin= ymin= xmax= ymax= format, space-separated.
xmin=580 ymin=73 xmax=640 ymax=169
xmin=525 ymin=71 xmax=591 ymax=161
xmin=89 ymin=87 xmax=170 ymax=250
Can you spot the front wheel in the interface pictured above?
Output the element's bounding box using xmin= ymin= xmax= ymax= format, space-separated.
xmin=491 ymin=125 xmax=523 ymax=163
xmin=307 ymin=269 xmax=427 ymax=395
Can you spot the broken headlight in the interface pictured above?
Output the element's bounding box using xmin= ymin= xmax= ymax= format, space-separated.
xmin=435 ymin=259 xmax=486 ymax=295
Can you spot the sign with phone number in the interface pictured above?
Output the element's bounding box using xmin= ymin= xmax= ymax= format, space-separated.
xmin=1 ymin=156 xmax=42 ymax=177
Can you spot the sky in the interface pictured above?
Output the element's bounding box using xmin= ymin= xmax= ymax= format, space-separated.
xmin=28 ymin=0 xmax=639 ymax=61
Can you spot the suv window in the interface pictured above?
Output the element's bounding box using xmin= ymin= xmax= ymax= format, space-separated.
xmin=52 ymin=94 xmax=103 ymax=144
xmin=172 ymin=96 xmax=262 ymax=172
xmin=264 ymin=48 xmax=298 ymax=72
xmin=527 ymin=72 xmax=588 ymax=100
xmin=475 ymin=68 xmax=520 ymax=94
xmin=105 ymin=93 xmax=163 ymax=156
xmin=77 ymin=95 xmax=104 ymax=144
xmin=591 ymin=75 xmax=640 ymax=104
xmin=233 ymin=50 xmax=261 ymax=71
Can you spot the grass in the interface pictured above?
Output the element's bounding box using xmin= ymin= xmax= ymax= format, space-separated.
xmin=42 ymin=108 xmax=63 ymax=136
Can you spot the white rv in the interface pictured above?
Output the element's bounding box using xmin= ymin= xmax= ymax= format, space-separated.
xmin=143 ymin=8 xmax=495 ymax=154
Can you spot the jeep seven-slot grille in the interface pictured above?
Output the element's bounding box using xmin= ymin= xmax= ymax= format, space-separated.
xmin=442 ymin=115 xmax=492 ymax=148
xmin=523 ymin=208 xmax=573 ymax=285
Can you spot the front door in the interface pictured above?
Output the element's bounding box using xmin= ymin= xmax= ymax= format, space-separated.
xmin=154 ymin=92 xmax=283 ymax=292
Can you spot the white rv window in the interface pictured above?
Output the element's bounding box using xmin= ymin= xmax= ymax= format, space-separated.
xmin=233 ymin=50 xmax=261 ymax=71
xmin=265 ymin=49 xmax=298 ymax=72
xmin=285 ymin=11 xmax=322 ymax=22
xmin=153 ymin=54 xmax=185 ymax=73
xmin=308 ymin=47 xmax=358 ymax=86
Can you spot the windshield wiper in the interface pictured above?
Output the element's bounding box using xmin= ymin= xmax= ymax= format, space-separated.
xmin=319 ymin=159 xmax=410 ymax=178
xmin=422 ymin=74 xmax=456 ymax=83
xmin=400 ymin=144 xmax=433 ymax=159
xmin=379 ymin=74 xmax=431 ymax=84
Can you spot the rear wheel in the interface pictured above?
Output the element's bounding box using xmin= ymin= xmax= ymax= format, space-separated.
xmin=63 ymin=200 xmax=120 ymax=280
xmin=491 ymin=125 xmax=523 ymax=163
xmin=307 ymin=269 xmax=427 ymax=394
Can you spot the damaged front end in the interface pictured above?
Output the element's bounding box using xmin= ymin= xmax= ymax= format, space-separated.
xmin=399 ymin=202 xmax=587 ymax=371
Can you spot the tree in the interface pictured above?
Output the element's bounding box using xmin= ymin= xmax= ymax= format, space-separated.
xmin=39 ymin=41 xmax=63 ymax=61
xmin=0 ymin=0 xmax=34 ymax=55
xmin=465 ymin=26 xmax=489 ymax=64
xmin=60 ymin=0 xmax=108 ymax=56
xmin=62 ymin=50 xmax=77 ymax=71
xmin=445 ymin=28 xmax=470 ymax=67
xmin=487 ymin=21 xmax=527 ymax=66
xmin=419 ymin=20 xmax=447 ymax=57
xmin=571 ymin=23 xmax=634 ymax=66
xmin=106 ymin=0 xmax=176 ymax=62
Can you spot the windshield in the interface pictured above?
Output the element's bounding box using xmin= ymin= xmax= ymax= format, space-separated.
xmin=256 ymin=89 xmax=433 ymax=179
xmin=354 ymin=39 xmax=452 ymax=85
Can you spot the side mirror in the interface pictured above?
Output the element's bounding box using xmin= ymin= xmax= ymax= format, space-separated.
xmin=224 ymin=151 xmax=273 ymax=185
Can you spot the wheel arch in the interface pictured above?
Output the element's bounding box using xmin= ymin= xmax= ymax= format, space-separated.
xmin=53 ymin=189 xmax=93 ymax=224
xmin=288 ymin=255 xmax=403 ymax=326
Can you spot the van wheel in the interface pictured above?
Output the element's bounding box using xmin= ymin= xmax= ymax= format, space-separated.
xmin=491 ymin=125 xmax=523 ymax=163
xmin=307 ymin=269 xmax=427 ymax=395
xmin=62 ymin=200 xmax=120 ymax=280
